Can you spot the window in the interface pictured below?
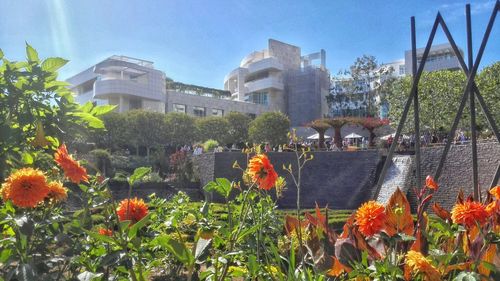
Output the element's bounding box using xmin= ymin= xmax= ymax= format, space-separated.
xmin=173 ymin=103 xmax=186 ymax=113
xmin=399 ymin=65 xmax=405 ymax=75
xmin=129 ymin=99 xmax=142 ymax=110
xmin=245 ymin=92 xmax=268 ymax=105
xmin=193 ymin=106 xmax=206 ymax=117
xmin=212 ymin=109 xmax=224 ymax=116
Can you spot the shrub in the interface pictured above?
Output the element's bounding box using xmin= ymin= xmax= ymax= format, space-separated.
xmin=203 ymin=139 xmax=219 ymax=152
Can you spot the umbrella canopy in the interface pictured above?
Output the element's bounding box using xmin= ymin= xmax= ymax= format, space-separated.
xmin=307 ymin=133 xmax=332 ymax=140
xmin=380 ymin=133 xmax=409 ymax=140
xmin=344 ymin=133 xmax=363 ymax=139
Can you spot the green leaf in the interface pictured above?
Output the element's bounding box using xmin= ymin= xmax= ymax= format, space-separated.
xmin=128 ymin=213 xmax=151 ymax=239
xmin=452 ymin=271 xmax=480 ymax=281
xmin=21 ymin=152 xmax=33 ymax=165
xmin=85 ymin=230 xmax=116 ymax=245
xmin=91 ymin=105 xmax=117 ymax=116
xmin=80 ymin=101 xmax=94 ymax=113
xmin=25 ymin=43 xmax=39 ymax=62
xmin=152 ymin=235 xmax=194 ymax=266
xmin=203 ymin=178 xmax=232 ymax=199
xmin=41 ymin=57 xmax=68 ymax=72
xmin=0 ymin=48 xmax=3 ymax=59
xmin=195 ymin=238 xmax=211 ymax=261
xmin=71 ymin=112 xmax=105 ymax=129
xmin=128 ymin=167 xmax=151 ymax=186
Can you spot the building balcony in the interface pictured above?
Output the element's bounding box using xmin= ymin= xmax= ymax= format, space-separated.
xmin=93 ymin=79 xmax=164 ymax=101
xmin=247 ymin=57 xmax=284 ymax=74
xmin=245 ymin=77 xmax=284 ymax=93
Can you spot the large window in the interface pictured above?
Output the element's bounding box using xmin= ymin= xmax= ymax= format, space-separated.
xmin=173 ymin=103 xmax=186 ymax=113
xmin=245 ymin=92 xmax=268 ymax=105
xmin=193 ymin=106 xmax=206 ymax=117
xmin=399 ymin=65 xmax=405 ymax=76
xmin=212 ymin=109 xmax=224 ymax=116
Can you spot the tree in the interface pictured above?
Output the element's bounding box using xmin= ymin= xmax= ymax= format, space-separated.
xmin=386 ymin=70 xmax=467 ymax=135
xmin=225 ymin=112 xmax=251 ymax=146
xmin=325 ymin=117 xmax=351 ymax=149
xmin=196 ymin=116 xmax=230 ymax=144
xmin=164 ymin=112 xmax=198 ymax=147
xmin=126 ymin=110 xmax=167 ymax=158
xmin=307 ymin=119 xmax=330 ymax=149
xmin=92 ymin=112 xmax=130 ymax=151
xmin=351 ymin=117 xmax=389 ymax=147
xmin=327 ymin=55 xmax=382 ymax=118
xmin=248 ymin=112 xmax=290 ymax=146
xmin=476 ymin=61 xmax=500 ymax=133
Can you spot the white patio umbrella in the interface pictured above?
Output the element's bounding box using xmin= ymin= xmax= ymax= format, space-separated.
xmin=380 ymin=133 xmax=409 ymax=140
xmin=307 ymin=133 xmax=332 ymax=140
xmin=344 ymin=133 xmax=363 ymax=139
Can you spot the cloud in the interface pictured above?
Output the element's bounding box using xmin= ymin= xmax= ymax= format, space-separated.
xmin=438 ymin=0 xmax=495 ymax=21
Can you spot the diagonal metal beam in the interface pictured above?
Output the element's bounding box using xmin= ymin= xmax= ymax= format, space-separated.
xmin=434 ymin=3 xmax=499 ymax=183
xmin=374 ymin=15 xmax=441 ymax=199
xmin=412 ymin=17 xmax=422 ymax=190
xmin=491 ymin=164 xmax=500 ymax=188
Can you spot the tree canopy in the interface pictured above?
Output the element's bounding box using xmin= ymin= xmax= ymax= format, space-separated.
xmin=164 ymin=112 xmax=198 ymax=147
xmin=196 ymin=116 xmax=230 ymax=144
xmin=249 ymin=112 xmax=290 ymax=146
xmin=225 ymin=112 xmax=251 ymax=145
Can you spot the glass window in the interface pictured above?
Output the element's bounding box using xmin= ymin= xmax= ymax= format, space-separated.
xmin=129 ymin=99 xmax=142 ymax=110
xmin=245 ymin=92 xmax=268 ymax=105
xmin=173 ymin=103 xmax=186 ymax=113
xmin=212 ymin=109 xmax=224 ymax=116
xmin=399 ymin=65 xmax=405 ymax=75
xmin=193 ymin=106 xmax=206 ymax=117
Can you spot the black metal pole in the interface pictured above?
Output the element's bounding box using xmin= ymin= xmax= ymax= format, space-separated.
xmin=466 ymin=4 xmax=480 ymax=201
xmin=374 ymin=16 xmax=440 ymax=199
xmin=412 ymin=17 xmax=422 ymax=190
xmin=491 ymin=164 xmax=500 ymax=188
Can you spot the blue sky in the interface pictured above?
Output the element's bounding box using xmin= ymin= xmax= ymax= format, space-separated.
xmin=0 ymin=0 xmax=498 ymax=89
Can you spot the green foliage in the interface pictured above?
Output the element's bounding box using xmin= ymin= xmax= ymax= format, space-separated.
xmin=476 ymin=61 xmax=500 ymax=134
xmin=89 ymin=149 xmax=112 ymax=176
xmin=164 ymin=112 xmax=198 ymax=146
xmin=203 ymin=139 xmax=219 ymax=152
xmin=225 ymin=112 xmax=251 ymax=145
xmin=126 ymin=110 xmax=167 ymax=155
xmin=196 ymin=116 xmax=230 ymax=144
xmin=0 ymin=45 xmax=110 ymax=177
xmin=249 ymin=112 xmax=290 ymax=146
xmin=92 ymin=112 xmax=130 ymax=150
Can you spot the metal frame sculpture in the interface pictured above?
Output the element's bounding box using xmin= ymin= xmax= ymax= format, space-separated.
xmin=374 ymin=1 xmax=500 ymax=201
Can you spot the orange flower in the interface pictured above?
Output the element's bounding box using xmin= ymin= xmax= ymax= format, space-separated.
xmin=489 ymin=186 xmax=500 ymax=200
xmin=54 ymin=144 xmax=88 ymax=184
xmin=1 ymin=168 xmax=49 ymax=208
xmin=247 ymin=154 xmax=278 ymax=190
xmin=116 ymin=197 xmax=148 ymax=224
xmin=425 ymin=175 xmax=438 ymax=190
xmin=98 ymin=228 xmax=113 ymax=236
xmin=405 ymin=251 xmax=441 ymax=281
xmin=47 ymin=181 xmax=68 ymax=202
xmin=355 ymin=201 xmax=386 ymax=237
xmin=451 ymin=201 xmax=488 ymax=228
xmin=485 ymin=201 xmax=498 ymax=216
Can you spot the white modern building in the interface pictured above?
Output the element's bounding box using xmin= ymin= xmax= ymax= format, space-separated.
xmin=67 ymin=56 xmax=167 ymax=113
xmin=405 ymin=43 xmax=463 ymax=74
xmin=66 ymin=55 xmax=270 ymax=117
xmin=224 ymin=39 xmax=330 ymax=126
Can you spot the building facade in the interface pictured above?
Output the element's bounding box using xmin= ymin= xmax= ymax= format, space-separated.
xmin=224 ymin=39 xmax=330 ymax=126
xmin=66 ymin=55 xmax=270 ymax=117
xmin=404 ymin=43 xmax=463 ymax=74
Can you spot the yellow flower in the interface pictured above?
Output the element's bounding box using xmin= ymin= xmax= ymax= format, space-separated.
xmin=405 ymin=251 xmax=441 ymax=281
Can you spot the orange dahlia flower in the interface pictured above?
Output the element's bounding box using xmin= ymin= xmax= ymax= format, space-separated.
xmin=486 ymin=201 xmax=498 ymax=216
xmin=1 ymin=168 xmax=49 ymax=208
xmin=116 ymin=197 xmax=149 ymax=224
xmin=47 ymin=181 xmax=68 ymax=202
xmin=355 ymin=201 xmax=386 ymax=236
xmin=98 ymin=227 xmax=113 ymax=236
xmin=425 ymin=175 xmax=439 ymax=190
xmin=405 ymin=251 xmax=441 ymax=281
xmin=451 ymin=201 xmax=488 ymax=228
xmin=247 ymin=154 xmax=278 ymax=190
xmin=489 ymin=186 xmax=500 ymax=200
xmin=54 ymin=144 xmax=88 ymax=184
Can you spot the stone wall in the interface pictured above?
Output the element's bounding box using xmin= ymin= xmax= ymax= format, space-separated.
xmin=193 ymin=151 xmax=382 ymax=209
xmin=409 ymin=142 xmax=500 ymax=210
